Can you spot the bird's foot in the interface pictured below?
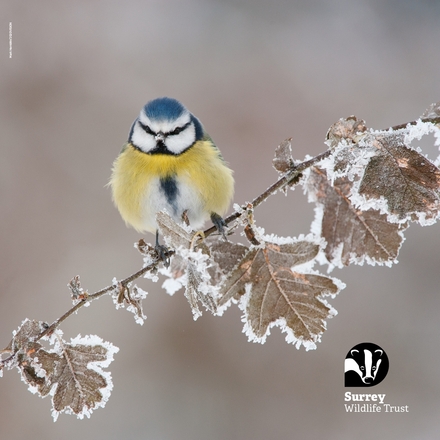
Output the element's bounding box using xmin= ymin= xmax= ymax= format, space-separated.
xmin=210 ymin=212 xmax=228 ymax=240
xmin=155 ymin=230 xmax=171 ymax=267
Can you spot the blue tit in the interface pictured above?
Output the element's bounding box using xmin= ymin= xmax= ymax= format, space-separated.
xmin=110 ymin=97 xmax=234 ymax=250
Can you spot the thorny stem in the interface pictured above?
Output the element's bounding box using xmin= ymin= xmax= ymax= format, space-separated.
xmin=2 ymin=115 xmax=439 ymax=359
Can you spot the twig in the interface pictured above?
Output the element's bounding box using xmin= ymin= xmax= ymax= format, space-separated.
xmin=388 ymin=116 xmax=440 ymax=131
xmin=204 ymin=115 xmax=440 ymax=238
xmin=3 ymin=115 xmax=439 ymax=353
xmin=203 ymin=148 xmax=333 ymax=237
xmin=36 ymin=257 xmax=162 ymax=341
xmin=34 ymin=147 xmax=333 ymax=343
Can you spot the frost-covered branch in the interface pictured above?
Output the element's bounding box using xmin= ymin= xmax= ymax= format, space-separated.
xmin=1 ymin=101 xmax=440 ymax=420
xmin=37 ymin=257 xmax=163 ymax=341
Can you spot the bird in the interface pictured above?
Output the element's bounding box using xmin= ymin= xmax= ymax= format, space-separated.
xmin=109 ymin=97 xmax=234 ymax=261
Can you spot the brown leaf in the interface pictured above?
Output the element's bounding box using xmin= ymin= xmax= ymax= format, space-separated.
xmin=5 ymin=320 xmax=118 ymax=421
xmin=218 ymin=238 xmax=342 ymax=349
xmin=358 ymin=131 xmax=440 ymax=224
xmin=156 ymin=210 xmax=210 ymax=256
xmin=9 ymin=319 xmax=45 ymax=350
xmin=326 ymin=116 xmax=367 ymax=148
xmin=205 ymin=238 xmax=249 ymax=286
xmin=112 ymin=283 xmax=148 ymax=325
xmin=421 ymin=101 xmax=440 ymax=119
xmin=273 ymin=138 xmax=293 ymax=173
xmin=68 ymin=275 xmax=88 ymax=302
xmin=156 ymin=210 xmax=194 ymax=249
xmin=1 ymin=319 xmax=46 ymax=375
xmin=184 ymin=264 xmax=201 ymax=316
xmin=185 ymin=261 xmax=214 ymax=318
xmin=306 ymin=167 xmax=407 ymax=267
xmin=217 ymin=248 xmax=258 ymax=307
xmin=135 ymin=238 xmax=156 ymax=257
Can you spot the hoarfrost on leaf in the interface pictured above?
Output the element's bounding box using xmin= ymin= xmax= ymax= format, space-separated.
xmin=111 ymin=279 xmax=148 ymax=325
xmin=157 ymin=210 xmax=218 ymax=318
xmin=404 ymin=118 xmax=439 ymax=144
xmin=303 ymin=167 xmax=407 ymax=268
xmin=156 ymin=210 xmax=195 ymax=250
xmin=3 ymin=320 xmax=118 ymax=421
xmin=135 ymin=238 xmax=157 ymax=268
xmin=357 ymin=131 xmax=440 ymax=225
xmin=321 ymin=118 xmax=440 ymax=227
xmin=421 ymin=101 xmax=440 ymax=119
xmin=68 ymin=275 xmax=88 ymax=304
xmin=217 ymin=235 xmax=343 ymax=349
xmin=325 ymin=116 xmax=367 ymax=149
xmin=181 ymin=246 xmax=218 ymax=319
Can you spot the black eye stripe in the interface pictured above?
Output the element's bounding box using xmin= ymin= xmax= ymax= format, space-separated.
xmin=138 ymin=121 xmax=155 ymax=135
xmin=168 ymin=121 xmax=191 ymax=136
xmin=138 ymin=120 xmax=191 ymax=137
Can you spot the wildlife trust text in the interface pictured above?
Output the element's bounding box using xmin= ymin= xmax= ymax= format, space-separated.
xmin=344 ymin=393 xmax=409 ymax=413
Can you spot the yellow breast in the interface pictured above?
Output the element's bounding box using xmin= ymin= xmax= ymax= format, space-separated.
xmin=110 ymin=140 xmax=234 ymax=233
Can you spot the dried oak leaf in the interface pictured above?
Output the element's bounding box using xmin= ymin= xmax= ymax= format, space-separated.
xmin=5 ymin=320 xmax=118 ymax=421
xmin=358 ymin=131 xmax=440 ymax=224
xmin=218 ymin=238 xmax=342 ymax=350
xmin=306 ymin=167 xmax=407 ymax=267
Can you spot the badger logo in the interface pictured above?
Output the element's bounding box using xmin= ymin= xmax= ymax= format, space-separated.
xmin=345 ymin=343 xmax=389 ymax=387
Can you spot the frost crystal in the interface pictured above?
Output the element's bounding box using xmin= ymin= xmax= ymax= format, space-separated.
xmin=217 ymin=235 xmax=343 ymax=349
xmin=111 ymin=278 xmax=148 ymax=325
xmin=2 ymin=320 xmax=118 ymax=421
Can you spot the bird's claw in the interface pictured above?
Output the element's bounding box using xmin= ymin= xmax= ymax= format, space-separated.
xmin=210 ymin=212 xmax=228 ymax=240
xmin=155 ymin=243 xmax=171 ymax=267
xmin=155 ymin=229 xmax=171 ymax=267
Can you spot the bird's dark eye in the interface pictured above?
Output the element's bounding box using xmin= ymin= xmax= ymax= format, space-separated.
xmin=169 ymin=126 xmax=184 ymax=136
xmin=139 ymin=121 xmax=155 ymax=135
xmin=169 ymin=122 xmax=190 ymax=136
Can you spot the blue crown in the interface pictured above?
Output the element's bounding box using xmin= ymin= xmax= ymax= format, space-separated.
xmin=143 ymin=97 xmax=186 ymax=121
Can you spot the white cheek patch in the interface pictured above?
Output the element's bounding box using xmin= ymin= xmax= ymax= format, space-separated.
xmin=135 ymin=109 xmax=194 ymax=154
xmin=165 ymin=124 xmax=196 ymax=154
xmin=131 ymin=123 xmax=156 ymax=152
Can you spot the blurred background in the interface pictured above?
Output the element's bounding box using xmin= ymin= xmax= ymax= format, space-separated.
xmin=1 ymin=0 xmax=440 ymax=438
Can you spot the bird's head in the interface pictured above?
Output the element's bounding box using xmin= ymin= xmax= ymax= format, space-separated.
xmin=129 ymin=97 xmax=203 ymax=155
